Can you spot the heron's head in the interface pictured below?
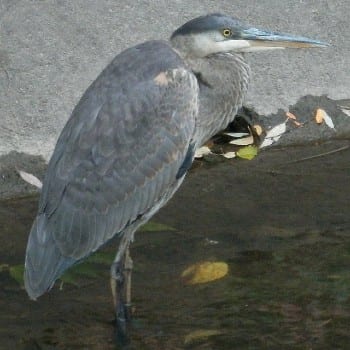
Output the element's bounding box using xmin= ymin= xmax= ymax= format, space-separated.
xmin=170 ymin=13 xmax=328 ymax=58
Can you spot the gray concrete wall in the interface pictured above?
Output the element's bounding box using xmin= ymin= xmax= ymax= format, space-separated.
xmin=0 ymin=0 xmax=349 ymax=161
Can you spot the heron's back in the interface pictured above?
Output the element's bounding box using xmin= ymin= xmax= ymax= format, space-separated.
xmin=24 ymin=40 xmax=199 ymax=299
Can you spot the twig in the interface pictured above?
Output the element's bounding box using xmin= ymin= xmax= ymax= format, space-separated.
xmin=277 ymin=144 xmax=349 ymax=167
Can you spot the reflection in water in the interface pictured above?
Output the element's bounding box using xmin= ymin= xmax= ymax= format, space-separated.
xmin=0 ymin=142 xmax=350 ymax=349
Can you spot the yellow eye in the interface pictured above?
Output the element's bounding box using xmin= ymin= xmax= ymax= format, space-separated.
xmin=222 ymin=28 xmax=232 ymax=37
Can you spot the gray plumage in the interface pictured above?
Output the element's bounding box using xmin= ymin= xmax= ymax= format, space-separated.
xmin=24 ymin=13 xmax=327 ymax=300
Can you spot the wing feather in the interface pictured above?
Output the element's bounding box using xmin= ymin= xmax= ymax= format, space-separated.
xmin=25 ymin=41 xmax=199 ymax=299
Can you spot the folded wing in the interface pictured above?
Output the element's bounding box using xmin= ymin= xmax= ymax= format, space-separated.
xmin=24 ymin=41 xmax=199 ymax=299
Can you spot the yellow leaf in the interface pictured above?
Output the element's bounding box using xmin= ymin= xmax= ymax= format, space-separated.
xmin=184 ymin=329 xmax=222 ymax=345
xmin=253 ymin=124 xmax=263 ymax=136
xmin=315 ymin=108 xmax=324 ymax=124
xmin=315 ymin=108 xmax=335 ymax=129
xmin=236 ymin=145 xmax=258 ymax=160
xmin=181 ymin=261 xmax=228 ymax=285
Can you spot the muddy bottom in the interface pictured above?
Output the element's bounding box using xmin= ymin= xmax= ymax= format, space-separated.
xmin=1 ymin=140 xmax=350 ymax=350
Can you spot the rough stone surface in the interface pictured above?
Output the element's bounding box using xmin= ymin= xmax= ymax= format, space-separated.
xmin=0 ymin=0 xmax=349 ymax=198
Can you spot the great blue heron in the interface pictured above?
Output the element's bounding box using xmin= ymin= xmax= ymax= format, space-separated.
xmin=24 ymin=13 xmax=326 ymax=339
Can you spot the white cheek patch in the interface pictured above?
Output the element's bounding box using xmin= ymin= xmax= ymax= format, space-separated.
xmin=215 ymin=39 xmax=252 ymax=51
xmin=193 ymin=36 xmax=254 ymax=56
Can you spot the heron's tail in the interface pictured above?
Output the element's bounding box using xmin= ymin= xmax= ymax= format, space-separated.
xmin=24 ymin=214 xmax=75 ymax=300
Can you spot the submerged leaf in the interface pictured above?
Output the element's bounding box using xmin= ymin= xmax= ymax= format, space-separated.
xmin=59 ymin=262 xmax=104 ymax=287
xmin=0 ymin=264 xmax=9 ymax=272
xmin=9 ymin=264 xmax=24 ymax=286
xmin=181 ymin=261 xmax=229 ymax=285
xmin=65 ymin=262 xmax=101 ymax=278
xmin=236 ymin=145 xmax=258 ymax=160
xmin=184 ymin=329 xmax=223 ymax=345
xmin=86 ymin=251 xmax=115 ymax=265
xmin=59 ymin=273 xmax=81 ymax=287
xmin=139 ymin=222 xmax=176 ymax=232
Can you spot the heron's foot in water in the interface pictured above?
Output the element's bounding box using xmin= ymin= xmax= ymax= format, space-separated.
xmin=110 ymin=248 xmax=134 ymax=345
xmin=115 ymin=300 xmax=133 ymax=345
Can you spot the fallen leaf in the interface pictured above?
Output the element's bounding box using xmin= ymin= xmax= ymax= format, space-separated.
xmin=315 ymin=108 xmax=335 ymax=129
xmin=236 ymin=145 xmax=258 ymax=160
xmin=222 ymin=151 xmax=236 ymax=159
xmin=59 ymin=273 xmax=81 ymax=288
xmin=224 ymin=132 xmax=250 ymax=138
xmin=0 ymin=264 xmax=9 ymax=272
xmin=292 ymin=120 xmax=304 ymax=127
xmin=195 ymin=146 xmax=212 ymax=159
xmin=323 ymin=112 xmax=335 ymax=129
xmin=265 ymin=122 xmax=287 ymax=139
xmin=204 ymin=238 xmax=219 ymax=245
xmin=181 ymin=261 xmax=229 ymax=285
xmin=17 ymin=170 xmax=43 ymax=189
xmin=229 ymin=135 xmax=254 ymax=146
xmin=59 ymin=261 xmax=105 ymax=287
xmin=9 ymin=265 xmax=24 ymax=286
xmin=286 ymin=111 xmax=297 ymax=120
xmin=253 ymin=124 xmax=263 ymax=136
xmin=340 ymin=108 xmax=350 ymax=117
xmin=259 ymin=138 xmax=274 ymax=148
xmin=315 ymin=108 xmax=324 ymax=124
xmin=86 ymin=251 xmax=115 ymax=265
xmin=184 ymin=329 xmax=223 ymax=345
xmin=140 ymin=222 xmax=176 ymax=232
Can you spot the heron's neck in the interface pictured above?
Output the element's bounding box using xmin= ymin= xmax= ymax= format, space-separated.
xmin=186 ymin=53 xmax=250 ymax=146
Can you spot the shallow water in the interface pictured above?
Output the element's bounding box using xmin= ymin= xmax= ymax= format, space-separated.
xmin=1 ymin=140 xmax=350 ymax=349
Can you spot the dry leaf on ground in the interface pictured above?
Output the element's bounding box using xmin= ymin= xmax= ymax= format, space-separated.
xmin=286 ymin=111 xmax=297 ymax=120
xmin=17 ymin=170 xmax=43 ymax=189
xmin=265 ymin=122 xmax=287 ymax=139
xmin=222 ymin=151 xmax=236 ymax=159
xmin=229 ymin=135 xmax=254 ymax=146
xmin=253 ymin=124 xmax=263 ymax=136
xmin=315 ymin=108 xmax=335 ymax=129
xmin=195 ymin=146 xmax=212 ymax=158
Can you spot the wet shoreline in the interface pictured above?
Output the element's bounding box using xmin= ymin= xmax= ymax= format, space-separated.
xmin=1 ymin=139 xmax=349 ymax=349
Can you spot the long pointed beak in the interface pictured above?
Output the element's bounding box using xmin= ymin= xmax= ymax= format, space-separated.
xmin=240 ymin=27 xmax=328 ymax=50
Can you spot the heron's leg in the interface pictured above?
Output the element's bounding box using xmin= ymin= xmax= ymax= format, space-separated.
xmin=124 ymin=247 xmax=133 ymax=316
xmin=110 ymin=236 xmax=134 ymax=343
